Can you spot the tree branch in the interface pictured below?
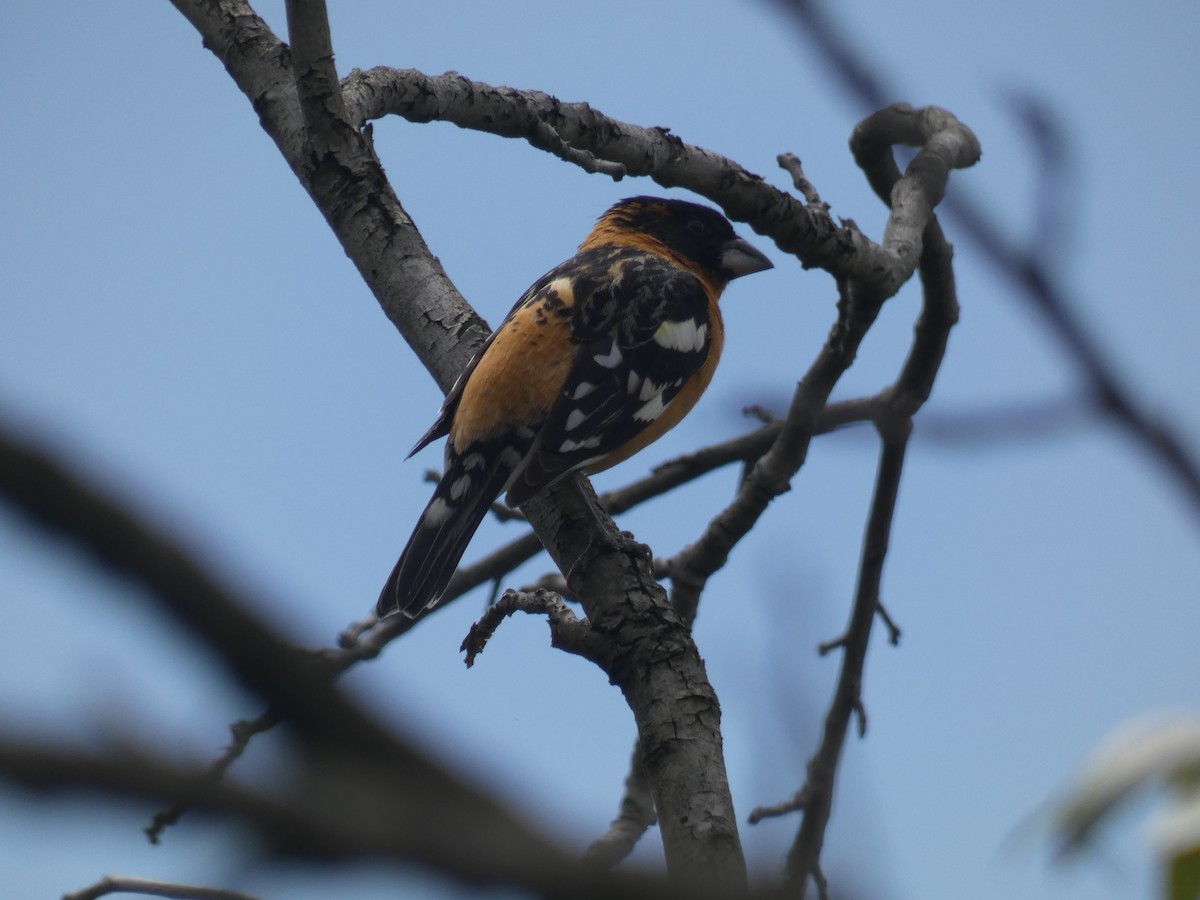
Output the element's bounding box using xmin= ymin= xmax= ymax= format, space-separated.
xmin=164 ymin=5 xmax=983 ymax=891
xmin=668 ymin=105 xmax=977 ymax=624
xmin=284 ymin=0 xmax=350 ymax=150
xmin=0 ymin=422 xmax=578 ymax=884
xmin=2 ymin=738 xmax=730 ymax=900
xmin=169 ymin=0 xmax=484 ymax=393
xmin=774 ymin=0 xmax=1200 ymax=521
xmin=145 ymin=398 xmax=879 ymax=841
xmin=460 ymin=589 xmax=607 ymax=668
xmin=512 ymin=476 xmax=750 ymax=891
xmin=785 ymin=423 xmax=910 ymax=895
xmin=145 ymin=708 xmax=280 ymax=844
xmin=338 ymin=66 xmax=973 ymax=298
xmin=746 ymin=123 xmax=962 ymax=893
xmin=65 ymin=874 xmax=261 ymax=900
xmin=583 ymin=740 xmax=657 ymax=868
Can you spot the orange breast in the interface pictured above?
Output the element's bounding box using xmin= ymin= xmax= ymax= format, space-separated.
xmin=449 ymin=284 xmax=576 ymax=453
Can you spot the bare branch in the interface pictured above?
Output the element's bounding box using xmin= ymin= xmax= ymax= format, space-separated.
xmin=338 ymin=67 xmax=980 ymax=299
xmin=775 ymin=0 xmax=1200 ymax=521
xmin=851 ymin=104 xmax=981 ymax=273
xmin=527 ymin=117 xmax=628 ymax=178
xmin=669 ymin=105 xmax=976 ymax=624
xmin=584 ymin=741 xmax=657 ymax=868
xmin=145 ymin=709 xmax=280 ymax=844
xmin=169 ymin=0 xmax=484 ymax=395
xmin=748 ymin=789 xmax=807 ymax=825
xmin=521 ymin=480 xmax=747 ymax=891
xmin=777 ymin=153 xmax=827 ymax=209
xmin=284 ymin=0 xmax=350 ymax=147
xmin=338 ymin=68 xmax=842 ymax=269
xmin=0 ymin=423 xmax=581 ymax=880
xmin=65 ymin=874 xmax=261 ymax=900
xmin=0 ymin=423 xmax=374 ymax=747
xmin=785 ymin=426 xmax=910 ymax=894
xmin=875 ymin=601 xmax=902 ymax=646
xmin=1 ymin=739 xmax=722 ymax=900
xmin=460 ymin=589 xmax=605 ymax=668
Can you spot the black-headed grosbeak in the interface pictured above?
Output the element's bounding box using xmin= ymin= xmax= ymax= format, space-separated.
xmin=377 ymin=196 xmax=772 ymax=618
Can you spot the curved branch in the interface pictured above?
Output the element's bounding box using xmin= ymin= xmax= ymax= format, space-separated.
xmin=773 ymin=0 xmax=1200 ymax=521
xmin=584 ymin=741 xmax=657 ymax=868
xmin=460 ymin=589 xmax=608 ymax=668
xmin=338 ymin=67 xmax=979 ymax=299
xmin=0 ymin=739 xmax=713 ymax=900
xmin=669 ymin=107 xmax=976 ymax=623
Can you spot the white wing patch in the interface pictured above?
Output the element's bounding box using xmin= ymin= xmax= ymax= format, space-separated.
xmin=560 ymin=435 xmax=603 ymax=453
xmin=565 ymin=408 xmax=587 ymax=431
xmin=570 ymin=381 xmax=597 ymax=400
xmin=593 ymin=343 xmax=623 ymax=368
xmin=653 ymin=318 xmax=707 ymax=353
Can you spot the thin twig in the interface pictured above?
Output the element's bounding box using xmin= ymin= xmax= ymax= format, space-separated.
xmin=145 ymin=709 xmax=280 ymax=843
xmin=65 ymin=874 xmax=262 ymax=900
xmin=875 ymin=601 xmax=901 ymax=646
xmin=461 ymin=589 xmax=604 ymax=668
xmin=669 ymin=104 xmax=977 ymax=625
xmin=748 ymin=789 xmax=807 ymax=825
xmin=528 ymin=118 xmax=627 ymax=178
xmin=785 ymin=426 xmax=910 ymax=893
xmin=777 ymin=153 xmax=827 ymax=209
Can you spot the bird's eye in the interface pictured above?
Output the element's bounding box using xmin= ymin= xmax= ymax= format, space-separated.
xmin=687 ymin=219 xmax=710 ymax=236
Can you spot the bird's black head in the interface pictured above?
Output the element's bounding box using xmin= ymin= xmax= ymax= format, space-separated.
xmin=589 ymin=196 xmax=773 ymax=285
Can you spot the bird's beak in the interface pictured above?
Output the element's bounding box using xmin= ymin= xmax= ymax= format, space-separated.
xmin=719 ymin=236 xmax=773 ymax=280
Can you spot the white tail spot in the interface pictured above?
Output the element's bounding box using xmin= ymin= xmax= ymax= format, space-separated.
xmin=425 ymin=497 xmax=454 ymax=526
xmin=449 ymin=474 xmax=472 ymax=500
xmin=634 ymin=393 xmax=667 ymax=422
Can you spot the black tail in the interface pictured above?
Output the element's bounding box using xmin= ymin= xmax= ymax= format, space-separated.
xmin=376 ymin=452 xmax=514 ymax=619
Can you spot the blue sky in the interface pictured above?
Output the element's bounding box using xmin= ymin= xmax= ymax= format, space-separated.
xmin=2 ymin=1 xmax=1198 ymax=898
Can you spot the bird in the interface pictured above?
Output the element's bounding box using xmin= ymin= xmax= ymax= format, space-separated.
xmin=377 ymin=196 xmax=773 ymax=618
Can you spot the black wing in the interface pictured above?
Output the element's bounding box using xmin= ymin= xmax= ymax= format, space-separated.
xmin=505 ymin=248 xmax=713 ymax=505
